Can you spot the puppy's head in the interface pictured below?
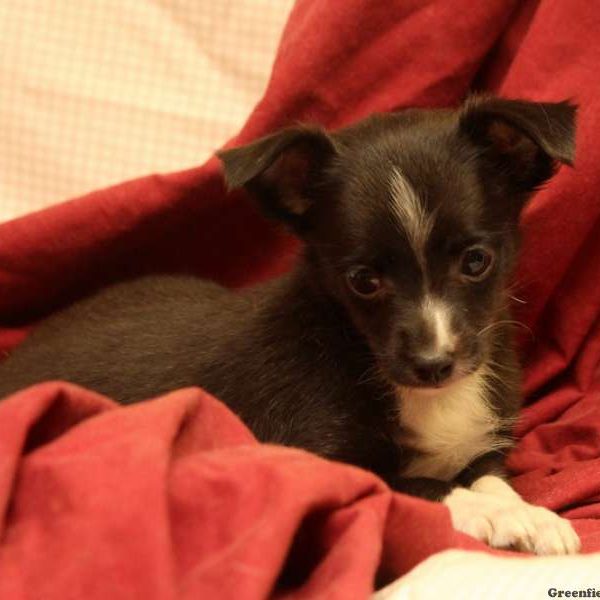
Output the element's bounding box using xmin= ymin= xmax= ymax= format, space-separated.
xmin=218 ymin=96 xmax=576 ymax=390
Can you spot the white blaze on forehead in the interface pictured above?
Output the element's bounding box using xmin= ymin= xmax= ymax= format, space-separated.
xmin=389 ymin=167 xmax=434 ymax=263
xmin=422 ymin=296 xmax=457 ymax=353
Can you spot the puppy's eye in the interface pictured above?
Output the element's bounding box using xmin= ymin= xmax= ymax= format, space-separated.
xmin=460 ymin=247 xmax=494 ymax=281
xmin=346 ymin=266 xmax=384 ymax=298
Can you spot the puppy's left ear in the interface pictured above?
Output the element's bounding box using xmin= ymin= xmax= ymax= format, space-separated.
xmin=217 ymin=126 xmax=338 ymax=232
xmin=459 ymin=95 xmax=577 ymax=193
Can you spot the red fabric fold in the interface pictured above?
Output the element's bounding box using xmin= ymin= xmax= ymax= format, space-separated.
xmin=0 ymin=383 xmax=500 ymax=599
xmin=1 ymin=0 xmax=600 ymax=597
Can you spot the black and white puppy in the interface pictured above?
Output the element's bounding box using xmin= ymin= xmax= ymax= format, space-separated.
xmin=0 ymin=95 xmax=579 ymax=554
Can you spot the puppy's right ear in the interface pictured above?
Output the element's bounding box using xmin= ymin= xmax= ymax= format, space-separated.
xmin=217 ymin=126 xmax=337 ymax=231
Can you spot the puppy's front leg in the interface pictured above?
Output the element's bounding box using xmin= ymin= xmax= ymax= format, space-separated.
xmin=388 ymin=476 xmax=455 ymax=502
xmin=443 ymin=454 xmax=580 ymax=555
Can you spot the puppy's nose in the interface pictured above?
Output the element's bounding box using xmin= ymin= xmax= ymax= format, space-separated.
xmin=413 ymin=354 xmax=454 ymax=386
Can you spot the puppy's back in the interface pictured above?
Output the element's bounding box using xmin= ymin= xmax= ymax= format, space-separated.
xmin=0 ymin=275 xmax=244 ymax=403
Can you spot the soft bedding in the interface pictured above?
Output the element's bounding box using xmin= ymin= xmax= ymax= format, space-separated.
xmin=1 ymin=1 xmax=600 ymax=598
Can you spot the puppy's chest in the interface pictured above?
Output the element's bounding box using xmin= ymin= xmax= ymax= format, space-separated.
xmin=397 ymin=373 xmax=506 ymax=481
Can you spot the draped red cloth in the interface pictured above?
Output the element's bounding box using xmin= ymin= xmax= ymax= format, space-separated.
xmin=1 ymin=1 xmax=599 ymax=597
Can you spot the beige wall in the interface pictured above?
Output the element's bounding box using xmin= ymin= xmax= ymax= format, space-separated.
xmin=0 ymin=0 xmax=293 ymax=222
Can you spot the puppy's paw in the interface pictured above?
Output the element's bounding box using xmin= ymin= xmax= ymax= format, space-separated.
xmin=443 ymin=488 xmax=580 ymax=555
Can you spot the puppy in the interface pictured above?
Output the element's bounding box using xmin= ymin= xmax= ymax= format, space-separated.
xmin=0 ymin=95 xmax=579 ymax=554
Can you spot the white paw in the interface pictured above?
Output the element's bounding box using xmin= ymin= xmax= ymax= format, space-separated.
xmin=443 ymin=488 xmax=580 ymax=555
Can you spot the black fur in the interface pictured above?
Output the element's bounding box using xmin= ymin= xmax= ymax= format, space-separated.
xmin=0 ymin=95 xmax=576 ymax=500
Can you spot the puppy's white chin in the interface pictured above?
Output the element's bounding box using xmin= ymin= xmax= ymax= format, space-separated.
xmin=402 ymin=385 xmax=450 ymax=398
xmin=399 ymin=370 xmax=472 ymax=397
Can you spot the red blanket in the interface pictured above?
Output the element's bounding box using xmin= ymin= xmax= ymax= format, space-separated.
xmin=1 ymin=1 xmax=600 ymax=597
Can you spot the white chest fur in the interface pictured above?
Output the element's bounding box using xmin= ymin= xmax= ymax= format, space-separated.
xmin=398 ymin=369 xmax=508 ymax=481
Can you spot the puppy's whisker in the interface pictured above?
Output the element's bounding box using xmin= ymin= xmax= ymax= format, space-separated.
xmin=477 ymin=320 xmax=534 ymax=339
xmin=356 ymin=365 xmax=382 ymax=386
